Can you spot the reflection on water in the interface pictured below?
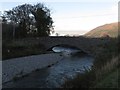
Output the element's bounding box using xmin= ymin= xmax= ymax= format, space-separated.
xmin=3 ymin=54 xmax=94 ymax=88
xmin=52 ymin=46 xmax=84 ymax=57
xmin=52 ymin=46 xmax=81 ymax=53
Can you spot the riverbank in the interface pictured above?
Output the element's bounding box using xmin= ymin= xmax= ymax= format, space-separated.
xmin=2 ymin=37 xmax=118 ymax=88
xmin=3 ymin=36 xmax=110 ymax=60
xmin=2 ymin=53 xmax=63 ymax=84
xmin=61 ymin=37 xmax=119 ymax=88
xmin=3 ymin=54 xmax=94 ymax=88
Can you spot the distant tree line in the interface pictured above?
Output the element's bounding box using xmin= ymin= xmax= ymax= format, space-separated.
xmin=2 ymin=3 xmax=54 ymax=39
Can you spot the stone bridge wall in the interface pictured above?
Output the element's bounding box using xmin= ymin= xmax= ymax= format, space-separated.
xmin=19 ymin=36 xmax=109 ymax=54
xmin=37 ymin=37 xmax=109 ymax=54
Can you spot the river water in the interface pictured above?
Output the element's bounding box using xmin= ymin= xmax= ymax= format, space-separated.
xmin=3 ymin=47 xmax=94 ymax=88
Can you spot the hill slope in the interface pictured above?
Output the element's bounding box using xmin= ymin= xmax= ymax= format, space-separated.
xmin=85 ymin=22 xmax=118 ymax=38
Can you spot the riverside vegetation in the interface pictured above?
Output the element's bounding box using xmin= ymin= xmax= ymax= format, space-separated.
xmin=3 ymin=36 xmax=119 ymax=88
xmin=2 ymin=3 xmax=53 ymax=60
xmin=62 ymin=37 xmax=119 ymax=88
xmin=2 ymin=2 xmax=119 ymax=89
xmin=2 ymin=39 xmax=46 ymax=60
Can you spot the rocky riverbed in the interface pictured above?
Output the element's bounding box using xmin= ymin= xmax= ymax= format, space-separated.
xmin=3 ymin=53 xmax=94 ymax=88
xmin=2 ymin=53 xmax=63 ymax=84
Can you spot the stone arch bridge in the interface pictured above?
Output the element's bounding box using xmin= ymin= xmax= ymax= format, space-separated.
xmin=35 ymin=37 xmax=109 ymax=54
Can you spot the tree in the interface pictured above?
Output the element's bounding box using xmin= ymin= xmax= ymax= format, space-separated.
xmin=2 ymin=16 xmax=13 ymax=39
xmin=4 ymin=4 xmax=33 ymax=38
xmin=3 ymin=3 xmax=54 ymax=38
xmin=31 ymin=3 xmax=54 ymax=36
xmin=56 ymin=33 xmax=59 ymax=36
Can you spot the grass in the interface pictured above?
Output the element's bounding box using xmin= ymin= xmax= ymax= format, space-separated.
xmin=94 ymin=56 xmax=119 ymax=80
xmin=61 ymin=68 xmax=95 ymax=88
xmin=2 ymin=39 xmax=47 ymax=60
xmin=92 ymin=55 xmax=119 ymax=89
xmin=61 ymin=59 xmax=119 ymax=89
xmin=61 ymin=37 xmax=119 ymax=89
xmin=2 ymin=37 xmax=119 ymax=88
xmin=94 ymin=68 xmax=119 ymax=88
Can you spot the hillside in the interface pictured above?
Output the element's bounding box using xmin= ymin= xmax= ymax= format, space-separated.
xmin=85 ymin=22 xmax=118 ymax=38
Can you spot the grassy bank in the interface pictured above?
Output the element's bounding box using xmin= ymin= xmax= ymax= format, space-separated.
xmin=2 ymin=37 xmax=119 ymax=88
xmin=2 ymin=36 xmax=111 ymax=60
xmin=62 ymin=37 xmax=119 ymax=88
xmin=2 ymin=39 xmax=46 ymax=60
xmin=62 ymin=56 xmax=119 ymax=88
xmin=94 ymin=67 xmax=119 ymax=88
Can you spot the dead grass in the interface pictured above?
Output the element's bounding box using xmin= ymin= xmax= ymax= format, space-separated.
xmin=95 ymin=56 xmax=119 ymax=81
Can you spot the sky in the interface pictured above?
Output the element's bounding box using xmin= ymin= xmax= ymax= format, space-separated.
xmin=0 ymin=0 xmax=119 ymax=36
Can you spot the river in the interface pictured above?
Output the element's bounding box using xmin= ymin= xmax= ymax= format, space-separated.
xmin=3 ymin=47 xmax=94 ymax=88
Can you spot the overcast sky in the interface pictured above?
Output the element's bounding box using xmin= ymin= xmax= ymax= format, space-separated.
xmin=0 ymin=0 xmax=118 ymax=35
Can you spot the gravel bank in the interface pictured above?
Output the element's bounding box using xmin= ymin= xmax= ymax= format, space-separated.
xmin=2 ymin=53 xmax=63 ymax=84
xmin=2 ymin=55 xmax=94 ymax=88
